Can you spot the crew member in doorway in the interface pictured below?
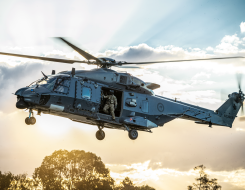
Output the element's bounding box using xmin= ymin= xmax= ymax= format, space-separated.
xmin=103 ymin=90 xmax=117 ymax=120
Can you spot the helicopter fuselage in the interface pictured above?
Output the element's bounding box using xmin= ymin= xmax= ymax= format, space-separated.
xmin=15 ymin=68 xmax=243 ymax=139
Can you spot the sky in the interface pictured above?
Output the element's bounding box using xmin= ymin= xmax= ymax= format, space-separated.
xmin=0 ymin=0 xmax=245 ymax=189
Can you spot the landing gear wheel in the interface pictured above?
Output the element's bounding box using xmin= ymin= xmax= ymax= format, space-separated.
xmin=25 ymin=117 xmax=30 ymax=125
xmin=96 ymin=130 xmax=105 ymax=140
xmin=25 ymin=117 xmax=36 ymax=125
xmin=128 ymin=129 xmax=138 ymax=140
xmin=30 ymin=117 xmax=36 ymax=125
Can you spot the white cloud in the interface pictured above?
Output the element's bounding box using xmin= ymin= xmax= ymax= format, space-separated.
xmin=44 ymin=50 xmax=85 ymax=61
xmin=97 ymin=43 xmax=207 ymax=62
xmin=242 ymin=37 xmax=245 ymax=46
xmin=108 ymin=161 xmax=195 ymax=184
xmin=206 ymin=46 xmax=214 ymax=51
xmin=221 ymin=34 xmax=241 ymax=45
xmin=214 ymin=34 xmax=242 ymax=54
xmin=192 ymin=72 xmax=211 ymax=79
xmin=240 ymin=22 xmax=245 ymax=33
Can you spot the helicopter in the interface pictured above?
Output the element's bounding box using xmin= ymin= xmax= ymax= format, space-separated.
xmin=0 ymin=38 xmax=244 ymax=140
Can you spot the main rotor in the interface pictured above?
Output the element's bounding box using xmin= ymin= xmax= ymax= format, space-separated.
xmin=0 ymin=37 xmax=244 ymax=69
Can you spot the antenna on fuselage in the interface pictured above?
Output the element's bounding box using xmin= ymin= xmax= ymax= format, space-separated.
xmin=71 ymin=68 xmax=75 ymax=77
xmin=41 ymin=71 xmax=48 ymax=79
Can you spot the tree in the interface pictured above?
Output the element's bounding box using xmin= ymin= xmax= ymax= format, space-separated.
xmin=0 ymin=171 xmax=15 ymax=190
xmin=0 ymin=171 xmax=35 ymax=190
xmin=33 ymin=149 xmax=114 ymax=190
xmin=1 ymin=150 xmax=155 ymax=190
xmin=114 ymin=177 xmax=155 ymax=190
xmin=137 ymin=185 xmax=156 ymax=190
xmin=188 ymin=186 xmax=195 ymax=190
xmin=188 ymin=165 xmax=221 ymax=190
xmin=121 ymin=177 xmax=135 ymax=190
xmin=8 ymin=173 xmax=35 ymax=190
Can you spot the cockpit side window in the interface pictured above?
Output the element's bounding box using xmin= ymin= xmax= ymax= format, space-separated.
xmin=54 ymin=78 xmax=70 ymax=94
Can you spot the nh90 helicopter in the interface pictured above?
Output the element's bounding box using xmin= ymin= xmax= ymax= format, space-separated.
xmin=0 ymin=38 xmax=244 ymax=140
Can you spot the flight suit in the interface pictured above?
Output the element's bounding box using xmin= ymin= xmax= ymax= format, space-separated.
xmin=103 ymin=95 xmax=117 ymax=120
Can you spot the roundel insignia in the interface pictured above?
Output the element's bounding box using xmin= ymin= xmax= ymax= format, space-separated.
xmin=157 ymin=103 xmax=164 ymax=112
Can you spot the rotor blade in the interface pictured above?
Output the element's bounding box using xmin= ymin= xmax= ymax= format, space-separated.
xmin=241 ymin=102 xmax=244 ymax=115
xmin=236 ymin=73 xmax=242 ymax=91
xmin=58 ymin=37 xmax=101 ymax=62
xmin=113 ymin=65 xmax=140 ymax=68
xmin=120 ymin=56 xmax=245 ymax=65
xmin=0 ymin=52 xmax=88 ymax=64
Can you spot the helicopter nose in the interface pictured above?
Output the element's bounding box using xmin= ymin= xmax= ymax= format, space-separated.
xmin=16 ymin=98 xmax=28 ymax=109
xmin=15 ymin=87 xmax=36 ymax=109
xmin=15 ymin=87 xmax=29 ymax=109
xmin=15 ymin=87 xmax=28 ymax=96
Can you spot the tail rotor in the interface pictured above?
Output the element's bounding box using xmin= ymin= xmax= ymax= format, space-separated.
xmin=236 ymin=74 xmax=245 ymax=120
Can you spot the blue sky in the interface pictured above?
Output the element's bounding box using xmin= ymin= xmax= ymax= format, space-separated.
xmin=104 ymin=0 xmax=245 ymax=50
xmin=0 ymin=0 xmax=244 ymax=52
xmin=0 ymin=1 xmax=245 ymax=190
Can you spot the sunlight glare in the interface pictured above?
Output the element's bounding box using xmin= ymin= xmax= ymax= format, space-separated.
xmin=36 ymin=114 xmax=71 ymax=136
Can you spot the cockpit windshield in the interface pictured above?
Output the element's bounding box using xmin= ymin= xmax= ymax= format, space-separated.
xmin=28 ymin=76 xmax=71 ymax=93
xmin=29 ymin=77 xmax=57 ymax=91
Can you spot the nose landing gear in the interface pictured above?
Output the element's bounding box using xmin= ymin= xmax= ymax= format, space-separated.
xmin=25 ymin=109 xmax=36 ymax=125
xmin=25 ymin=117 xmax=36 ymax=125
xmin=96 ymin=125 xmax=105 ymax=140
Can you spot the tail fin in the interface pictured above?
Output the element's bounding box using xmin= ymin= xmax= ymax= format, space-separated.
xmin=217 ymin=92 xmax=243 ymax=127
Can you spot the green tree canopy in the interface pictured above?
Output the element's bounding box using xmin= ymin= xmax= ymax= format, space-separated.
xmin=0 ymin=171 xmax=15 ymax=190
xmin=121 ymin=177 xmax=135 ymax=190
xmin=114 ymin=177 xmax=155 ymax=190
xmin=188 ymin=165 xmax=222 ymax=190
xmin=33 ymin=149 xmax=114 ymax=190
xmin=0 ymin=171 xmax=34 ymax=190
xmin=1 ymin=149 xmax=155 ymax=190
xmin=8 ymin=173 xmax=35 ymax=190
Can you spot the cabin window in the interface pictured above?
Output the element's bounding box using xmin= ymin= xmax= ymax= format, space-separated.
xmin=54 ymin=78 xmax=70 ymax=94
xmin=141 ymin=100 xmax=149 ymax=113
xmin=81 ymin=87 xmax=91 ymax=99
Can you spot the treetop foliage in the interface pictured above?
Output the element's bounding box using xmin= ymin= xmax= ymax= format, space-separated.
xmin=187 ymin=165 xmax=222 ymax=190
xmin=0 ymin=149 xmax=155 ymax=190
